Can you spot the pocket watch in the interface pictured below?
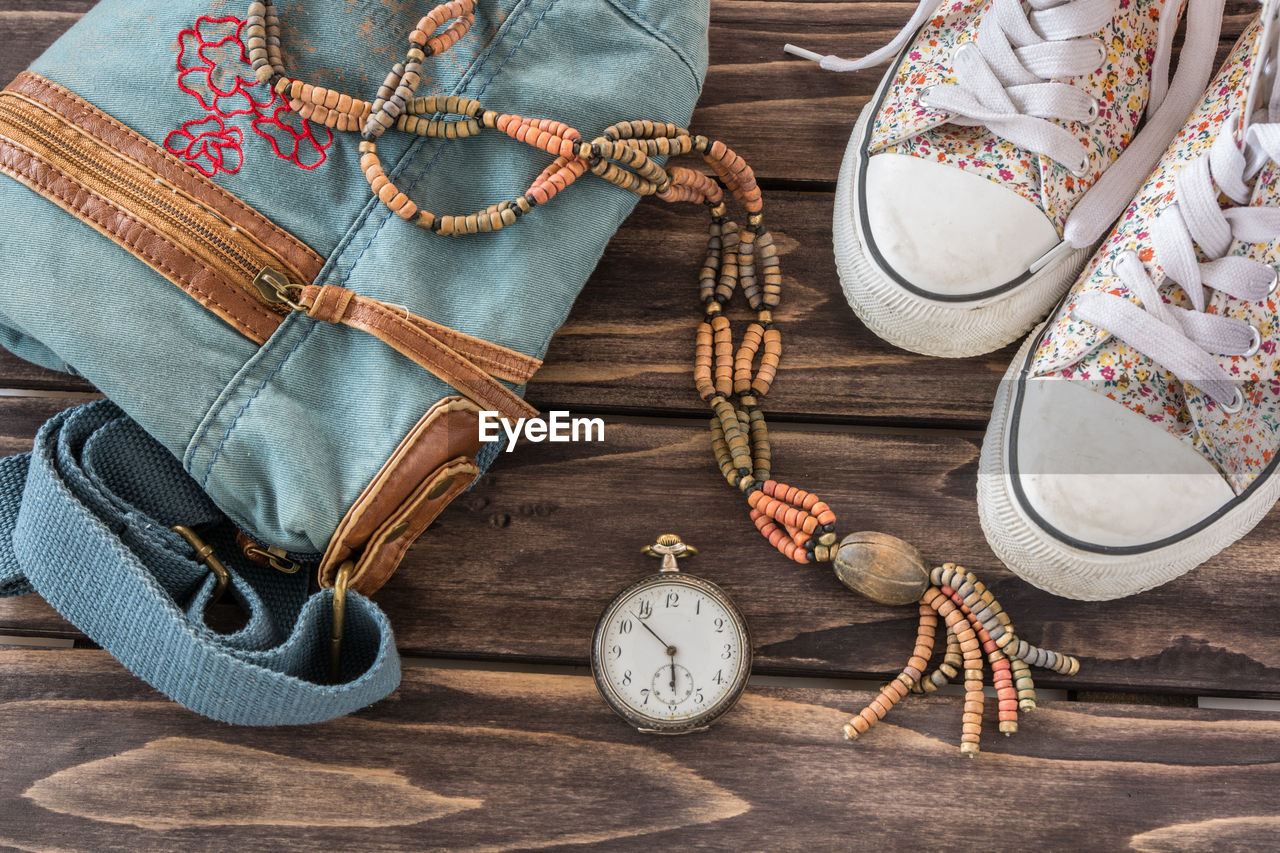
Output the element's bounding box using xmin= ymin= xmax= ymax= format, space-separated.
xmin=590 ymin=535 xmax=752 ymax=733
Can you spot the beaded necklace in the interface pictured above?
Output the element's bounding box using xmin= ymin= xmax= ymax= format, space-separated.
xmin=244 ymin=0 xmax=1079 ymax=754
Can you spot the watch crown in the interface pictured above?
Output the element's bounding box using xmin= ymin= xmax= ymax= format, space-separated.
xmin=642 ymin=534 xmax=697 ymax=571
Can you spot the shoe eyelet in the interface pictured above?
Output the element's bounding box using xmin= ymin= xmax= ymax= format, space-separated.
xmin=917 ymin=85 xmax=936 ymax=108
xmin=1092 ymin=38 xmax=1106 ymax=71
xmin=1267 ymin=266 xmax=1279 ymax=296
xmin=1105 ymin=250 xmax=1142 ymax=279
xmin=1221 ymin=387 xmax=1245 ymax=415
xmin=1069 ymin=157 xmax=1090 ymax=178
xmin=1085 ymin=97 xmax=1100 ymax=124
xmin=1244 ymin=324 xmax=1262 ymax=358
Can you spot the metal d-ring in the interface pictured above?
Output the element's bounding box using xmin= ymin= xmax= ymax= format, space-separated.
xmin=330 ymin=559 xmax=354 ymax=684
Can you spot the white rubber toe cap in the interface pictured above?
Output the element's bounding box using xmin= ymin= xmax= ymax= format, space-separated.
xmin=1013 ymin=377 xmax=1236 ymax=549
xmin=863 ymin=153 xmax=1060 ymax=297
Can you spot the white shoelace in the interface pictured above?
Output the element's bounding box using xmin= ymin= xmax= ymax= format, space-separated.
xmin=786 ymin=0 xmax=1226 ymax=248
xmin=1074 ymin=117 xmax=1280 ymax=411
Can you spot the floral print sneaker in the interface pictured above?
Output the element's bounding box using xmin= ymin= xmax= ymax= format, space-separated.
xmin=787 ymin=0 xmax=1227 ymax=357
xmin=979 ymin=7 xmax=1280 ymax=600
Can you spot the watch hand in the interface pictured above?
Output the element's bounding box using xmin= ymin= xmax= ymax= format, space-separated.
xmin=668 ymin=646 xmax=677 ymax=692
xmin=633 ymin=613 xmax=674 ymax=652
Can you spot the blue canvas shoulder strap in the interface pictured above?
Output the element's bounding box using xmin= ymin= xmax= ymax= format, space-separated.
xmin=0 ymin=400 xmax=399 ymax=725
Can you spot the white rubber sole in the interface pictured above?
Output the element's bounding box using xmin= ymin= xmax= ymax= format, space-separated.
xmin=833 ymin=100 xmax=1094 ymax=359
xmin=977 ymin=326 xmax=1280 ymax=600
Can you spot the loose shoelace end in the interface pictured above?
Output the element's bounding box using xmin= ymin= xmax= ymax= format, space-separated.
xmin=783 ymin=43 xmax=826 ymax=64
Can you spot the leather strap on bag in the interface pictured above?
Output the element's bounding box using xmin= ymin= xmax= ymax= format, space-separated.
xmin=298 ymin=283 xmax=538 ymax=423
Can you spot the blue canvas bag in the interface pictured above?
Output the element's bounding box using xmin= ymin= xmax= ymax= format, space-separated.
xmin=0 ymin=0 xmax=708 ymax=723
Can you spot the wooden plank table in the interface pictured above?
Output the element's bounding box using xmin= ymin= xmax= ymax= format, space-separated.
xmin=3 ymin=1 xmax=1278 ymax=849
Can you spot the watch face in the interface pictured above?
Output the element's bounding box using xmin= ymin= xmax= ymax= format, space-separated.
xmin=591 ymin=573 xmax=751 ymax=732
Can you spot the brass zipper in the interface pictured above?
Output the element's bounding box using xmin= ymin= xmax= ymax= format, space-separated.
xmin=0 ymin=92 xmax=296 ymax=321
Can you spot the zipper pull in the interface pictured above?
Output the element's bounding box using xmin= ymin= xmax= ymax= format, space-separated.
xmin=235 ymin=530 xmax=303 ymax=575
xmin=246 ymin=543 xmax=302 ymax=574
xmin=252 ymin=266 xmax=304 ymax=310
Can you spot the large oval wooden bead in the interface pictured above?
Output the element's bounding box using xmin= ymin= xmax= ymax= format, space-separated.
xmin=832 ymin=532 xmax=930 ymax=606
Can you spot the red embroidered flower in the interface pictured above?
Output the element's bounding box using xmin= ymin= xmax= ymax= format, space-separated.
xmin=164 ymin=115 xmax=244 ymax=177
xmin=252 ymin=104 xmax=334 ymax=170
xmin=177 ymin=17 xmax=274 ymax=117
xmin=169 ymin=14 xmax=333 ymax=175
xmin=176 ymin=16 xmax=274 ymax=118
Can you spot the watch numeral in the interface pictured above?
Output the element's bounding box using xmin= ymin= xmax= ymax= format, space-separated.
xmin=713 ymin=617 xmax=725 ymax=633
xmin=622 ymin=670 xmax=632 ymax=685
xmin=665 ymin=591 xmax=679 ymax=608
xmin=637 ymin=600 xmax=652 ymax=619
xmin=696 ymin=599 xmax=701 ymax=615
xmin=618 ymin=619 xmax=632 ymax=635
xmin=695 ymin=690 xmax=704 ymax=704
xmin=640 ymin=688 xmax=651 ymax=706
xmin=721 ymin=644 xmax=733 ymax=660
xmin=713 ymin=669 xmax=725 ymax=685
xmin=610 ymin=644 xmax=622 ymax=659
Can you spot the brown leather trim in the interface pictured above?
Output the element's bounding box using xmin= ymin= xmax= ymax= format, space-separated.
xmin=0 ymin=134 xmax=283 ymax=342
xmin=300 ymin=284 xmax=540 ymax=422
xmin=319 ymin=396 xmax=486 ymax=594
xmin=303 ymin=280 xmax=540 ymax=383
xmin=401 ymin=309 xmax=541 ymax=385
xmin=9 ymin=72 xmax=324 ymax=285
xmin=346 ymin=458 xmax=479 ymax=595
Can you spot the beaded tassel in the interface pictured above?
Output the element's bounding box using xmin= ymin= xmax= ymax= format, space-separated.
xmin=843 ymin=564 xmax=1080 ymax=755
xmin=254 ymin=0 xmax=1082 ymax=751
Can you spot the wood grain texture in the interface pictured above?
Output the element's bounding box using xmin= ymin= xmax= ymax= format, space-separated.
xmin=0 ymin=3 xmax=91 ymax=86
xmin=3 ymin=650 xmax=1280 ymax=851
xmin=534 ymin=192 xmax=1012 ymax=426
xmin=2 ymin=395 xmax=1278 ymax=698
xmin=0 ymin=355 xmax=92 ymax=392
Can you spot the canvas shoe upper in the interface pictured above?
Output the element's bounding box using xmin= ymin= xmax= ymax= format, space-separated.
xmin=978 ymin=8 xmax=1280 ymax=599
xmin=789 ymin=0 xmax=1228 ymax=357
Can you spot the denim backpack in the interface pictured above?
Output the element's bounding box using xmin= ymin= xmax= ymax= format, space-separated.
xmin=0 ymin=0 xmax=708 ymax=723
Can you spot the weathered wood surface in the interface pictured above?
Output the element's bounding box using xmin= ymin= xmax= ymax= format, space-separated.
xmin=537 ymin=192 xmax=1011 ymax=426
xmin=0 ymin=355 xmax=91 ymax=392
xmin=2 ymin=650 xmax=1279 ymax=851
xmin=3 ymin=394 xmax=1278 ymax=698
xmin=0 ymin=2 xmax=94 ymax=88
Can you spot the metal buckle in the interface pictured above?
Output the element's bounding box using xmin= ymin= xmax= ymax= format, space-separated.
xmin=171 ymin=525 xmax=230 ymax=605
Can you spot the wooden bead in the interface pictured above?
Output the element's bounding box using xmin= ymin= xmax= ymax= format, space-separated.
xmin=843 ymin=604 xmax=940 ymax=743
xmin=711 ymin=315 xmax=733 ymax=397
xmin=716 ymin=226 xmax=739 ymax=304
xmin=831 ymin=532 xmax=930 ymax=606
